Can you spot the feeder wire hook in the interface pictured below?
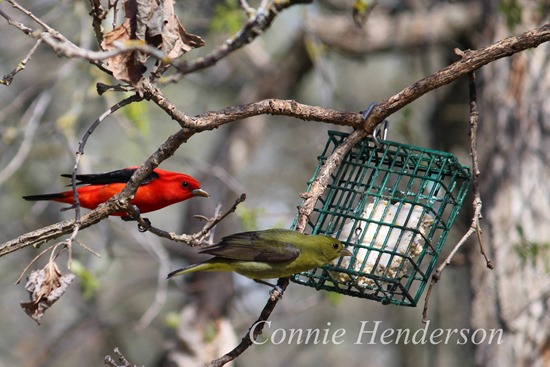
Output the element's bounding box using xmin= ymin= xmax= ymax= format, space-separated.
xmin=361 ymin=102 xmax=388 ymax=147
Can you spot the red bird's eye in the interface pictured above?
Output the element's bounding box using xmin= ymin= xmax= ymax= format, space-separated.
xmin=181 ymin=181 xmax=189 ymax=188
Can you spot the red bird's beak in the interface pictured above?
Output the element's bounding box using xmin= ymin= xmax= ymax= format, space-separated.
xmin=192 ymin=188 xmax=209 ymax=198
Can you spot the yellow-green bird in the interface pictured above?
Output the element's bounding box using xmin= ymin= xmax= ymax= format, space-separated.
xmin=167 ymin=229 xmax=351 ymax=287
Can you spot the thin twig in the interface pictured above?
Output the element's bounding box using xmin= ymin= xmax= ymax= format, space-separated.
xmin=40 ymin=35 xmax=171 ymax=63
xmin=96 ymin=83 xmax=135 ymax=95
xmin=206 ymin=277 xmax=290 ymax=367
xmin=74 ymin=239 xmax=101 ymax=258
xmin=69 ymin=94 xmax=142 ymax=224
xmin=0 ymin=89 xmax=52 ymax=186
xmin=132 ymin=193 xmax=247 ymax=246
xmin=469 ymin=74 xmax=491 ymax=267
xmin=0 ymin=8 xmax=34 ymax=34
xmin=239 ymin=0 xmax=255 ymax=18
xmin=7 ymin=0 xmax=57 ymax=33
xmin=166 ymin=0 xmax=314 ymax=81
xmin=132 ymin=232 xmax=170 ymax=330
xmin=1 ymin=38 xmax=42 ymax=85
xmin=110 ymin=0 xmax=119 ymax=31
xmin=87 ymin=0 xmax=107 ymax=46
xmin=15 ymin=228 xmax=101 ymax=284
xmin=15 ymin=243 xmax=59 ymax=284
xmin=422 ymin=68 xmax=490 ymax=323
xmin=104 ymin=347 xmax=141 ymax=367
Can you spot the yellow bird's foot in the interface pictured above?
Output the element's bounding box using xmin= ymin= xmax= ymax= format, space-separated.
xmin=253 ymin=279 xmax=284 ymax=300
xmin=269 ymin=286 xmax=283 ymax=301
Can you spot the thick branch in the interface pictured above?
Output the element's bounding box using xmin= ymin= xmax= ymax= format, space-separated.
xmin=375 ymin=24 xmax=550 ymax=126
xmin=151 ymin=24 xmax=550 ymax=135
xmin=0 ymin=205 xmax=114 ymax=257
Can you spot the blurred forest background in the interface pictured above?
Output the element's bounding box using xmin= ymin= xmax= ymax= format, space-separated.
xmin=0 ymin=0 xmax=549 ymax=366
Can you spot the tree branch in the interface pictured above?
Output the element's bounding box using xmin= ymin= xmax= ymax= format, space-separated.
xmin=167 ymin=0 xmax=314 ymax=81
xmin=422 ymin=66 xmax=489 ymax=323
xmin=131 ymin=193 xmax=247 ymax=246
xmin=2 ymin=23 xmax=548 ymax=263
xmin=0 ymin=1 xmax=548 ymax=364
xmin=0 ymin=38 xmax=42 ymax=86
xmin=147 ymin=24 xmax=550 ymax=136
xmin=203 ymin=25 xmax=550 ymax=366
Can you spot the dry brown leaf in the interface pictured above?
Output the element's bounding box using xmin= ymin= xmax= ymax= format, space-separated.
xmin=101 ymin=0 xmax=204 ymax=86
xmin=102 ymin=18 xmax=147 ymax=86
xmin=20 ymin=262 xmax=75 ymax=325
xmin=159 ymin=0 xmax=205 ymax=59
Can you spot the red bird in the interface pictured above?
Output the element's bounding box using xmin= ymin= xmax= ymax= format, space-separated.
xmin=22 ymin=167 xmax=209 ymax=217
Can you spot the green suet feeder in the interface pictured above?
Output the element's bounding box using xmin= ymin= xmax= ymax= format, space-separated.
xmin=291 ymin=131 xmax=472 ymax=307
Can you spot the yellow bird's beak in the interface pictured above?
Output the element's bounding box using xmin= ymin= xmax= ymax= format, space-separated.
xmin=340 ymin=248 xmax=353 ymax=257
xmin=192 ymin=188 xmax=210 ymax=198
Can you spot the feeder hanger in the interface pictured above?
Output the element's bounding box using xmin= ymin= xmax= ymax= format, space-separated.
xmin=361 ymin=102 xmax=389 ymax=147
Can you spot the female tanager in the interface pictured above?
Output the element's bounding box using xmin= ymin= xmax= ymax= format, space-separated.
xmin=22 ymin=166 xmax=209 ymax=217
xmin=167 ymin=229 xmax=352 ymax=282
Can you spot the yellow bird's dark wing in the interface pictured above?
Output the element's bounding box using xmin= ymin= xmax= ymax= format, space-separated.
xmin=199 ymin=230 xmax=301 ymax=263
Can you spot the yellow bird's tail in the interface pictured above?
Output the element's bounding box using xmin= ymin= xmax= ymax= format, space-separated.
xmin=166 ymin=260 xmax=234 ymax=279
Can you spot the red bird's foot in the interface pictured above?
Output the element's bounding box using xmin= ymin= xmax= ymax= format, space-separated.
xmin=137 ymin=218 xmax=151 ymax=232
xmin=121 ymin=205 xmax=141 ymax=221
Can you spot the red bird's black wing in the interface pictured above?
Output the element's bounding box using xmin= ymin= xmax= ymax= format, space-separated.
xmin=200 ymin=231 xmax=300 ymax=263
xmin=60 ymin=168 xmax=159 ymax=186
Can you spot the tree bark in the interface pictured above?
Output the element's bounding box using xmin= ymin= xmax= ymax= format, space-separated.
xmin=471 ymin=3 xmax=550 ymax=366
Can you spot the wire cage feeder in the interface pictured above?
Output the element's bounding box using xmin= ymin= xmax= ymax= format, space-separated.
xmin=291 ymin=130 xmax=472 ymax=307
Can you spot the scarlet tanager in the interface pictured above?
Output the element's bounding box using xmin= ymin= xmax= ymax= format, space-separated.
xmin=22 ymin=166 xmax=209 ymax=217
xmin=167 ymin=229 xmax=352 ymax=283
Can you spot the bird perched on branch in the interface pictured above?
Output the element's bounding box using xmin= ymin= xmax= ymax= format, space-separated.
xmin=22 ymin=166 xmax=209 ymax=218
xmin=167 ymin=229 xmax=352 ymax=294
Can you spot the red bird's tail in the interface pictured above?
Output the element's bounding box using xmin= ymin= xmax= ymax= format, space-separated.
xmin=22 ymin=193 xmax=72 ymax=203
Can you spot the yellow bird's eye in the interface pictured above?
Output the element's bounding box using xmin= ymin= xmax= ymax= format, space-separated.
xmin=332 ymin=243 xmax=340 ymax=250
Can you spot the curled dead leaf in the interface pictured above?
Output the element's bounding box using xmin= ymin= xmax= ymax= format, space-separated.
xmin=20 ymin=262 xmax=75 ymax=325
xmin=102 ymin=0 xmax=204 ymax=87
xmin=102 ymin=19 xmax=147 ymax=86
xmin=158 ymin=0 xmax=205 ymax=58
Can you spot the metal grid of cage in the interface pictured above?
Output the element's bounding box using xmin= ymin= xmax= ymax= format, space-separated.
xmin=291 ymin=130 xmax=472 ymax=306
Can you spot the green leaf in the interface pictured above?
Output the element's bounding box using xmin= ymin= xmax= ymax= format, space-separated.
xmin=513 ymin=224 xmax=550 ymax=272
xmin=123 ymin=100 xmax=149 ymax=135
xmin=498 ymin=0 xmax=523 ymax=30
xmin=236 ymin=204 xmax=266 ymax=232
xmin=211 ymin=0 xmax=245 ymax=34
xmin=324 ymin=290 xmax=343 ymax=305
xmin=353 ymin=0 xmax=377 ymax=28
xmin=71 ymin=260 xmax=100 ymax=300
xmin=164 ymin=311 xmax=180 ymax=329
